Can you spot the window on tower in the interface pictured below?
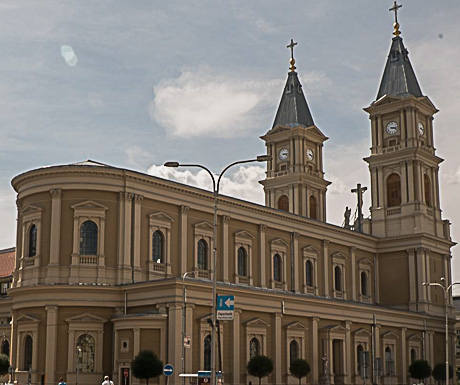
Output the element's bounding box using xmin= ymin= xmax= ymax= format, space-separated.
xmin=386 ymin=173 xmax=401 ymax=207
xmin=309 ymin=195 xmax=317 ymax=219
xmin=424 ymin=174 xmax=432 ymax=207
xmin=278 ymin=195 xmax=289 ymax=212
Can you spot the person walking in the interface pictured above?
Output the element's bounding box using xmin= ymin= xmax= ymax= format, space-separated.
xmin=102 ymin=376 xmax=114 ymax=385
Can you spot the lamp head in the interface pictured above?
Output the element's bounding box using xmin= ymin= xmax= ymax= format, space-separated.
xmin=422 ymin=282 xmax=427 ymax=286
xmin=256 ymin=155 xmax=271 ymax=162
xmin=440 ymin=277 xmax=445 ymax=282
xmin=164 ymin=161 xmax=179 ymax=167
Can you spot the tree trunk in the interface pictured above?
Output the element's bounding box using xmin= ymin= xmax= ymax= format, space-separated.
xmin=146 ymin=378 xmax=149 ymax=385
xmin=258 ymin=377 xmax=261 ymax=385
xmin=299 ymin=377 xmax=302 ymax=385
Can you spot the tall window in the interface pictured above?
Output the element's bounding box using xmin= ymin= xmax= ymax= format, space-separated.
xmin=334 ymin=266 xmax=342 ymax=291
xmin=1 ymin=339 xmax=9 ymax=356
xmin=387 ymin=173 xmax=401 ymax=207
xmin=410 ymin=348 xmax=416 ymax=364
xmin=79 ymin=220 xmax=98 ymax=255
xmin=361 ymin=271 xmax=368 ymax=296
xmin=357 ymin=344 xmax=364 ymax=375
xmin=28 ymin=224 xmax=37 ymax=257
xmin=197 ymin=239 xmax=208 ymax=270
xmin=77 ymin=334 xmax=95 ymax=373
xmin=249 ymin=337 xmax=260 ymax=359
xmin=152 ymin=230 xmax=164 ymax=263
xmin=278 ymin=195 xmax=289 ymax=212
xmin=204 ymin=335 xmax=211 ymax=370
xmin=309 ymin=196 xmax=317 ymax=219
xmin=385 ymin=346 xmax=394 ymax=376
xmin=237 ymin=247 xmax=247 ymax=276
xmin=273 ymin=254 xmax=282 ymax=282
xmin=424 ymin=174 xmax=432 ymax=207
xmin=289 ymin=340 xmax=299 ymax=363
xmin=23 ymin=335 xmax=33 ymax=370
xmin=306 ymin=260 xmax=313 ymax=287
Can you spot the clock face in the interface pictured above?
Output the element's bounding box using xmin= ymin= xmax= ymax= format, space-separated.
xmin=386 ymin=121 xmax=399 ymax=135
xmin=278 ymin=148 xmax=289 ymax=161
xmin=418 ymin=122 xmax=425 ymax=136
xmin=306 ymin=148 xmax=314 ymax=161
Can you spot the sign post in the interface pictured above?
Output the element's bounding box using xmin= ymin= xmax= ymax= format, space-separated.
xmin=216 ymin=295 xmax=234 ymax=321
xmin=163 ymin=364 xmax=174 ymax=385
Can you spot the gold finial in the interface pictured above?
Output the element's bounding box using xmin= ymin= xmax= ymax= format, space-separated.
xmin=286 ymin=38 xmax=298 ymax=72
xmin=389 ymin=1 xmax=402 ymax=36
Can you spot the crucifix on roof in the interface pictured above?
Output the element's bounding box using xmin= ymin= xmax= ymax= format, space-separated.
xmin=286 ymin=38 xmax=297 ymax=72
xmin=389 ymin=1 xmax=402 ymax=36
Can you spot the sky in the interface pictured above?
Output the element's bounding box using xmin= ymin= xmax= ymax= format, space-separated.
xmin=1 ymin=0 xmax=460 ymax=288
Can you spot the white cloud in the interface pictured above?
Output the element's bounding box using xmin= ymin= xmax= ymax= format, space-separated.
xmin=147 ymin=164 xmax=265 ymax=205
xmin=151 ymin=69 xmax=331 ymax=138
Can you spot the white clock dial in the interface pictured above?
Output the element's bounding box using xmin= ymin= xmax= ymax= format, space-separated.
xmin=306 ymin=148 xmax=314 ymax=161
xmin=278 ymin=148 xmax=289 ymax=161
xmin=418 ymin=122 xmax=424 ymax=136
xmin=386 ymin=121 xmax=399 ymax=135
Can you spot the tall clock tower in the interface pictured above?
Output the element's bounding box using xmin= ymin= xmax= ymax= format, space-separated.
xmin=364 ymin=12 xmax=447 ymax=238
xmin=260 ymin=40 xmax=330 ymax=220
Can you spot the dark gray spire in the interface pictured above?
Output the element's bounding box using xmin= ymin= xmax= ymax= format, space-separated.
xmin=376 ymin=36 xmax=423 ymax=99
xmin=272 ymin=71 xmax=314 ymax=129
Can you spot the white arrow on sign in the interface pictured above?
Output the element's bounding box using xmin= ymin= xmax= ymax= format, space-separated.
xmin=224 ymin=298 xmax=234 ymax=308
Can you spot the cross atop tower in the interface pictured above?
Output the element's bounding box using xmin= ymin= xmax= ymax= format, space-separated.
xmin=286 ymin=38 xmax=297 ymax=72
xmin=389 ymin=1 xmax=402 ymax=36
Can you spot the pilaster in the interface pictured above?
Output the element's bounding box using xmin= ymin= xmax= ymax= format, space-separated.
xmin=273 ymin=313 xmax=282 ymax=385
xmin=292 ymin=232 xmax=299 ymax=292
xmin=49 ymin=189 xmax=62 ymax=265
xmin=180 ymin=206 xmax=189 ymax=276
xmin=401 ymin=327 xmax=407 ymax=385
xmin=408 ymin=249 xmax=417 ymax=310
xmin=45 ymin=306 xmax=58 ymax=385
xmin=345 ymin=321 xmax=352 ymax=385
xmin=133 ymin=194 xmax=143 ymax=281
xmin=168 ymin=305 xmax=182 ymax=385
xmin=232 ymin=310 xmax=241 ymax=385
xmin=259 ymin=225 xmax=266 ymax=288
xmin=322 ymin=240 xmax=329 ymax=297
xmin=311 ymin=317 xmax=319 ymax=384
xmin=350 ymin=247 xmax=356 ymax=301
xmin=222 ymin=216 xmax=230 ymax=283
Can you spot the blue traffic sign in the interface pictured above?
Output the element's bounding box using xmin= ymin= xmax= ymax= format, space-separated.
xmin=217 ymin=295 xmax=234 ymax=311
xmin=163 ymin=364 xmax=174 ymax=376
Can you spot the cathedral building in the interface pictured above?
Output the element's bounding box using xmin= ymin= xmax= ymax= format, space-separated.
xmin=0 ymin=6 xmax=456 ymax=385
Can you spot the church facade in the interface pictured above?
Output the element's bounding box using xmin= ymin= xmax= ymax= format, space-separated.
xmin=1 ymin=8 xmax=456 ymax=385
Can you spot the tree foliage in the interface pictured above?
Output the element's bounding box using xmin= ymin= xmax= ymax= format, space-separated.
xmin=247 ymin=355 xmax=274 ymax=385
xmin=132 ymin=350 xmax=163 ymax=385
xmin=408 ymin=360 xmax=431 ymax=381
xmin=432 ymin=363 xmax=453 ymax=382
xmin=0 ymin=354 xmax=8 ymax=376
xmin=290 ymin=359 xmax=311 ymax=385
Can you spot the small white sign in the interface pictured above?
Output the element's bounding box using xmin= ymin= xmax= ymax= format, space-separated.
xmin=217 ymin=310 xmax=234 ymax=321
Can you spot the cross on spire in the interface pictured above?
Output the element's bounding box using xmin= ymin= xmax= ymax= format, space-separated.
xmin=389 ymin=1 xmax=402 ymax=36
xmin=286 ymin=38 xmax=297 ymax=72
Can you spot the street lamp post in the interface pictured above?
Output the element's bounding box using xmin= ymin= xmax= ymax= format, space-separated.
xmin=422 ymin=277 xmax=460 ymax=385
xmin=182 ymin=271 xmax=195 ymax=385
xmin=165 ymin=155 xmax=270 ymax=385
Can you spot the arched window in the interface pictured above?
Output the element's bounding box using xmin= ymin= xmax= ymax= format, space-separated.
xmin=334 ymin=266 xmax=342 ymax=291
xmin=249 ymin=337 xmax=260 ymax=359
xmin=385 ymin=346 xmax=394 ymax=375
xmin=306 ymin=260 xmax=313 ymax=287
xmin=28 ymin=224 xmax=37 ymax=257
xmin=424 ymin=174 xmax=432 ymax=207
xmin=237 ymin=247 xmax=247 ymax=276
xmin=309 ymin=195 xmax=317 ymax=219
xmin=152 ymin=230 xmax=164 ymax=263
xmin=289 ymin=340 xmax=299 ymax=364
xmin=357 ymin=344 xmax=364 ymax=374
xmin=410 ymin=348 xmax=416 ymax=364
xmin=387 ymin=173 xmax=401 ymax=207
xmin=77 ymin=334 xmax=95 ymax=373
xmin=361 ymin=271 xmax=368 ymax=296
xmin=23 ymin=335 xmax=33 ymax=370
xmin=204 ymin=335 xmax=211 ymax=371
xmin=79 ymin=220 xmax=98 ymax=255
xmin=1 ymin=339 xmax=9 ymax=356
xmin=278 ymin=195 xmax=289 ymax=212
xmin=197 ymin=239 xmax=208 ymax=270
xmin=273 ymin=254 xmax=282 ymax=282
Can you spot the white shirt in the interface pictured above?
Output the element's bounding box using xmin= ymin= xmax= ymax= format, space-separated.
xmin=102 ymin=380 xmax=113 ymax=385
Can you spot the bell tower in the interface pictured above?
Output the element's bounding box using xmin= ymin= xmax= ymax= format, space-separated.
xmin=364 ymin=4 xmax=446 ymax=238
xmin=260 ymin=39 xmax=330 ymax=221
